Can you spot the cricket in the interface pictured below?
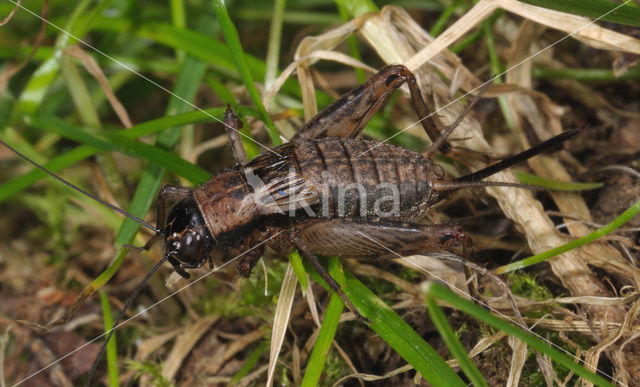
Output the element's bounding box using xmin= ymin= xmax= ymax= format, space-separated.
xmin=1 ymin=1 xmax=639 ymax=386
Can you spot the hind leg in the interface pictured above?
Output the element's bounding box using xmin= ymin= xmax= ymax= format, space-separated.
xmin=284 ymin=218 xmax=476 ymax=322
xmin=292 ymin=65 xmax=448 ymax=152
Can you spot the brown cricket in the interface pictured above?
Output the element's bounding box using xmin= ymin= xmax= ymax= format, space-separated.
xmin=1 ymin=64 xmax=577 ymax=384
xmin=152 ymin=64 xmax=574 ymax=314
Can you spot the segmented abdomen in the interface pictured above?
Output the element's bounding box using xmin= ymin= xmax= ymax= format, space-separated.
xmin=296 ymin=138 xmax=441 ymax=219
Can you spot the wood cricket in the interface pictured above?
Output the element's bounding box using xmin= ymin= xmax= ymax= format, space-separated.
xmin=2 ymin=64 xmax=577 ymax=384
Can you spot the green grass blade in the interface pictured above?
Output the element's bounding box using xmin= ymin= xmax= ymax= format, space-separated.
xmin=99 ymin=291 xmax=119 ymax=387
xmin=60 ymin=55 xmax=101 ymax=128
xmin=234 ymin=8 xmax=340 ymax=25
xmin=13 ymin=0 xmax=111 ymax=117
xmin=205 ymin=77 xmax=237 ymax=105
xmin=429 ymin=0 xmax=463 ymax=37
xmin=450 ymin=10 xmax=503 ymax=53
xmin=59 ymin=52 xmax=128 ymax=203
xmin=425 ymin=295 xmax=487 ymax=387
xmin=231 ymin=341 xmax=269 ymax=383
xmin=338 ymin=0 xmax=378 ymax=17
xmin=483 ymin=15 xmax=517 ymax=129
xmin=29 ymin=114 xmax=210 ymax=185
xmin=237 ymin=116 xmax=262 ymax=161
xmin=301 ymin=258 xmax=345 ymax=387
xmin=287 ymin=249 xmax=308 ymax=296
xmin=170 ymin=0 xmax=186 ymax=28
xmin=336 ymin=1 xmax=366 ymax=83
xmin=134 ymin=23 xmax=330 ymax=105
xmin=135 ymin=23 xmax=240 ymax=75
xmin=0 ymin=143 xmax=99 ymax=203
xmin=0 ymin=128 xmax=46 ymax=164
xmin=128 ymin=108 xmax=226 ymax=137
xmin=532 ymin=67 xmax=640 ymax=80
xmin=0 ymin=108 xmax=229 ymax=203
xmin=14 ymin=55 xmax=60 ymax=116
xmin=213 ymin=0 xmax=280 ymax=145
xmin=304 ymin=261 xmax=466 ymax=386
xmin=495 ymin=199 xmax=640 ymax=274
xmin=423 ymin=282 xmax=615 ymax=386
xmin=264 ymin=0 xmax=286 ymax=90
xmin=66 ymin=0 xmax=113 ymax=39
xmin=344 ymin=272 xmax=465 ymax=386
xmin=170 ymin=0 xmax=186 ymax=63
xmin=515 ymin=171 xmax=604 ymax=191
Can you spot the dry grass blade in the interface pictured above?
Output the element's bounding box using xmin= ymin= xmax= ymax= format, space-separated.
xmin=506 ymin=336 xmax=527 ymax=386
xmin=222 ymin=328 xmax=265 ymax=365
xmin=293 ymin=15 xmax=368 ymax=120
xmin=405 ymin=0 xmax=640 ymax=70
xmin=133 ymin=329 xmax=181 ymax=363
xmin=266 ymin=264 xmax=297 ymax=387
xmin=264 ymin=50 xmax=375 ymax=108
xmin=161 ymin=314 xmax=219 ymax=380
xmin=502 ymin=16 xmax=640 ymax=382
xmin=64 ymin=45 xmax=133 ymax=128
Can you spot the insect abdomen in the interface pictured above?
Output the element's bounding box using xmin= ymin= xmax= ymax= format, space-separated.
xmin=292 ymin=138 xmax=443 ymax=219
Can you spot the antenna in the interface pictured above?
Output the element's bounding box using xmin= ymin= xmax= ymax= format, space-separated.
xmin=0 ymin=139 xmax=161 ymax=234
xmin=85 ymin=252 xmax=173 ymax=386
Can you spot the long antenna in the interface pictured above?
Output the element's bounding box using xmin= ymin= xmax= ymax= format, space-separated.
xmin=0 ymin=139 xmax=161 ymax=234
xmin=85 ymin=252 xmax=173 ymax=386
